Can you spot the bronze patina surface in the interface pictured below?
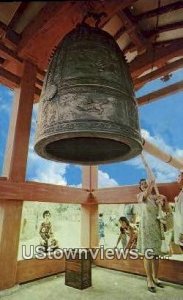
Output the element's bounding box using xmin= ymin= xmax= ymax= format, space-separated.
xmin=34 ymin=22 xmax=142 ymax=164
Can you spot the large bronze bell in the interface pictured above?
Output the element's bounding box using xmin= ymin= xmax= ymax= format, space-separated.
xmin=34 ymin=21 xmax=142 ymax=165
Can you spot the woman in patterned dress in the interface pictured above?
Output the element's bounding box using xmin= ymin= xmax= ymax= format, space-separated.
xmin=39 ymin=210 xmax=58 ymax=252
xmin=115 ymin=216 xmax=137 ymax=249
xmin=137 ymin=178 xmax=165 ymax=293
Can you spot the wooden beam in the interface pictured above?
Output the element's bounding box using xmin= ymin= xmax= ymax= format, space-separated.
xmin=134 ymin=58 xmax=183 ymax=89
xmin=17 ymin=258 xmax=65 ymax=284
xmin=93 ymin=182 xmax=179 ymax=204
xmin=118 ymin=8 xmax=150 ymax=53
xmin=94 ymin=257 xmax=183 ymax=285
xmin=0 ymin=66 xmax=41 ymax=99
xmin=0 ymin=21 xmax=20 ymax=47
xmin=0 ymin=42 xmax=44 ymax=85
xmin=136 ymin=1 xmax=183 ymax=20
xmin=7 ymin=3 xmax=29 ymax=30
xmin=18 ymin=0 xmax=137 ymax=69
xmin=0 ymin=42 xmax=23 ymax=69
xmin=81 ymin=166 xmax=99 ymax=248
xmin=137 ymin=80 xmax=183 ymax=106
xmin=0 ymin=61 xmax=37 ymax=291
xmin=143 ymin=21 xmax=183 ymax=39
xmin=0 ymin=66 xmax=20 ymax=88
xmin=0 ymin=180 xmax=88 ymax=204
xmin=80 ymin=204 xmax=99 ymax=248
xmin=0 ymin=200 xmax=23 ymax=290
xmin=130 ymin=41 xmax=183 ymax=78
xmin=0 ymin=57 xmax=5 ymax=64
xmin=82 ymin=166 xmax=98 ymax=192
xmin=143 ymin=138 xmax=183 ymax=169
xmin=3 ymin=62 xmax=37 ymax=180
xmin=114 ymin=26 xmax=126 ymax=40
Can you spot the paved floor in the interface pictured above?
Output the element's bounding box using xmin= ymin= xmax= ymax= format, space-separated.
xmin=0 ymin=267 xmax=182 ymax=300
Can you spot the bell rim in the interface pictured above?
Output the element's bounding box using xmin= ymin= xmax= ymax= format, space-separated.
xmin=34 ymin=131 xmax=143 ymax=165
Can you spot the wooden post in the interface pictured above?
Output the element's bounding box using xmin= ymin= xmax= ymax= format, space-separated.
xmin=81 ymin=166 xmax=99 ymax=248
xmin=0 ymin=61 xmax=37 ymax=290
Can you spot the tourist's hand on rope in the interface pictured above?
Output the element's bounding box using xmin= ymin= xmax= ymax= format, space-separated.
xmin=156 ymin=194 xmax=166 ymax=205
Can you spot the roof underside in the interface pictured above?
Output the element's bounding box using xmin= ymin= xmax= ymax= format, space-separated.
xmin=0 ymin=0 xmax=182 ymax=101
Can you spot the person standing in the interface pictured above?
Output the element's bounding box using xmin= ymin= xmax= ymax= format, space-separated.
xmin=137 ymin=178 xmax=165 ymax=293
xmin=174 ymin=171 xmax=183 ymax=249
xmin=99 ymin=213 xmax=105 ymax=246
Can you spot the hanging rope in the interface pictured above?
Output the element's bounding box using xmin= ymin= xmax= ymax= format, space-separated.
xmin=140 ymin=152 xmax=165 ymax=240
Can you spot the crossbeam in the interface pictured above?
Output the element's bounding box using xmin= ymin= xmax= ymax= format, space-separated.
xmin=93 ymin=182 xmax=179 ymax=204
xmin=137 ymin=80 xmax=183 ymax=105
xmin=136 ymin=1 xmax=183 ymax=20
xmin=0 ymin=180 xmax=178 ymax=204
xmin=18 ymin=0 xmax=137 ymax=69
xmin=134 ymin=58 xmax=183 ymax=89
xmin=0 ymin=180 xmax=89 ymax=204
xmin=130 ymin=41 xmax=183 ymax=77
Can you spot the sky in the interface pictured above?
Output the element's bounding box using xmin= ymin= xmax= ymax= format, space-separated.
xmin=0 ymin=68 xmax=183 ymax=188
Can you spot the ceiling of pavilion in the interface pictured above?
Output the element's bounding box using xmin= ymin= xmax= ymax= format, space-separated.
xmin=0 ymin=0 xmax=182 ymax=98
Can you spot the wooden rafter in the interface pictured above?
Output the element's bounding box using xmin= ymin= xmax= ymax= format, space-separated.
xmin=0 ymin=42 xmax=22 ymax=65
xmin=143 ymin=21 xmax=183 ymax=39
xmin=7 ymin=3 xmax=29 ymax=30
xmin=0 ymin=66 xmax=20 ymax=88
xmin=0 ymin=67 xmax=41 ymax=101
xmin=0 ymin=57 xmax=5 ymax=64
xmin=137 ymin=80 xmax=183 ymax=106
xmin=130 ymin=40 xmax=183 ymax=77
xmin=118 ymin=8 xmax=150 ymax=53
xmin=17 ymin=0 xmax=137 ymax=68
xmin=136 ymin=1 xmax=183 ymax=20
xmin=134 ymin=58 xmax=183 ymax=88
xmin=0 ymin=42 xmax=44 ymax=80
xmin=0 ymin=42 xmax=44 ymax=93
xmin=114 ymin=26 xmax=126 ymax=40
xmin=0 ymin=21 xmax=20 ymax=47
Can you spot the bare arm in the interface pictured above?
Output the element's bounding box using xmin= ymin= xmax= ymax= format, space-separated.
xmin=137 ymin=179 xmax=155 ymax=203
xmin=115 ymin=233 xmax=122 ymax=247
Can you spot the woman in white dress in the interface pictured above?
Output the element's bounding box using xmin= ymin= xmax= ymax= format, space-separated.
xmin=174 ymin=171 xmax=183 ymax=248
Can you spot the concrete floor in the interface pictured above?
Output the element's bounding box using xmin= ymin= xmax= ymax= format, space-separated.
xmin=0 ymin=267 xmax=182 ymax=300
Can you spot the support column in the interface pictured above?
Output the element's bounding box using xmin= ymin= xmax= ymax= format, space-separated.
xmin=81 ymin=166 xmax=99 ymax=248
xmin=0 ymin=61 xmax=37 ymax=290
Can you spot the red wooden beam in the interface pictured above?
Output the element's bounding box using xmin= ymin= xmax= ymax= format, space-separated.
xmin=0 ymin=21 xmax=20 ymax=47
xmin=143 ymin=21 xmax=183 ymax=39
xmin=7 ymin=3 xmax=29 ymax=30
xmin=17 ymin=259 xmax=65 ymax=284
xmin=18 ymin=0 xmax=137 ymax=69
xmin=134 ymin=58 xmax=183 ymax=88
xmin=136 ymin=1 xmax=183 ymax=20
xmin=129 ymin=40 xmax=183 ymax=78
xmin=0 ymin=180 xmax=89 ymax=204
xmin=93 ymin=182 xmax=179 ymax=204
xmin=137 ymin=81 xmax=183 ymax=106
xmin=118 ymin=8 xmax=149 ymax=53
xmin=0 ymin=66 xmax=41 ymax=101
xmin=0 ymin=66 xmax=20 ymax=88
xmin=114 ymin=26 xmax=126 ymax=40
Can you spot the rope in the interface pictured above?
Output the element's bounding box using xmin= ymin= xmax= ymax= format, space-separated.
xmin=140 ymin=153 xmax=165 ymax=240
